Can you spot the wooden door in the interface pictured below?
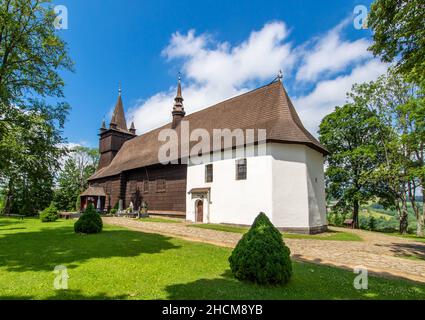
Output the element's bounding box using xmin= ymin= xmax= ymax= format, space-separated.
xmin=196 ymin=200 xmax=203 ymax=222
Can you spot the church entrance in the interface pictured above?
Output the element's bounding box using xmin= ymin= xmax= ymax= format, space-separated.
xmin=196 ymin=200 xmax=203 ymax=222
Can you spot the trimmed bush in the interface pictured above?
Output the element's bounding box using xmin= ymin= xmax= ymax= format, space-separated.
xmin=74 ymin=204 xmax=103 ymax=234
xmin=40 ymin=203 xmax=59 ymax=222
xmin=229 ymin=212 xmax=292 ymax=285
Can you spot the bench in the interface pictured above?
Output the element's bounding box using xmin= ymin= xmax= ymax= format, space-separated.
xmin=343 ymin=219 xmax=355 ymax=229
xmin=5 ymin=214 xmax=25 ymax=220
xmin=59 ymin=212 xmax=81 ymax=220
xmin=114 ymin=211 xmax=145 ymax=219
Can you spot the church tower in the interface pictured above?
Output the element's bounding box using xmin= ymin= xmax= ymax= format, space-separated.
xmin=98 ymin=87 xmax=136 ymax=170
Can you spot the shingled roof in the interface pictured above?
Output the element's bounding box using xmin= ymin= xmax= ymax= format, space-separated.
xmin=89 ymin=80 xmax=328 ymax=180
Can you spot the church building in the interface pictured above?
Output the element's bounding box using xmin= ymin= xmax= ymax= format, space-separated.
xmin=81 ymin=78 xmax=329 ymax=234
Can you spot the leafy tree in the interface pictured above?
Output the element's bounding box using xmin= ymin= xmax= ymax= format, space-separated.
xmin=54 ymin=147 xmax=99 ymax=211
xmin=349 ymin=69 xmax=424 ymax=235
xmin=368 ymin=0 xmax=425 ymax=236
xmin=0 ymin=0 xmax=72 ymax=214
xmin=319 ymin=104 xmax=383 ymax=228
xmin=368 ymin=0 xmax=425 ymax=84
xmin=1 ymin=108 xmax=66 ymax=215
xmin=0 ymin=0 xmax=73 ymax=107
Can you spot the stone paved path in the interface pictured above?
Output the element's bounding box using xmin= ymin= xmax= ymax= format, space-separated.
xmin=103 ymin=217 xmax=425 ymax=283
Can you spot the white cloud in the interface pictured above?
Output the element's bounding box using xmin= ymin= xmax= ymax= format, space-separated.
xmin=296 ymin=20 xmax=372 ymax=82
xmin=129 ymin=22 xmax=295 ymax=133
xmin=294 ymin=59 xmax=387 ymax=135
xmin=128 ymin=19 xmax=388 ymax=137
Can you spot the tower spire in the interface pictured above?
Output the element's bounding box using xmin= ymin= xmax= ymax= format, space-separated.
xmin=172 ymin=74 xmax=185 ymax=128
xmin=109 ymin=84 xmax=128 ymax=131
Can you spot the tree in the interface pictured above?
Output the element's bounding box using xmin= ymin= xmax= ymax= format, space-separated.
xmin=349 ymin=69 xmax=424 ymax=235
xmin=0 ymin=0 xmax=72 ymax=214
xmin=54 ymin=147 xmax=99 ymax=211
xmin=368 ymin=0 xmax=425 ymax=84
xmin=1 ymin=108 xmax=65 ymax=215
xmin=0 ymin=0 xmax=73 ymax=107
xmin=319 ymin=104 xmax=383 ymax=228
xmin=368 ymin=1 xmax=425 ymax=235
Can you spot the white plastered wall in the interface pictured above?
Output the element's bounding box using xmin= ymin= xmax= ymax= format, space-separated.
xmin=186 ymin=143 xmax=327 ymax=229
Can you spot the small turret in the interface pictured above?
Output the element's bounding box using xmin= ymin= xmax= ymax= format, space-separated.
xmin=129 ymin=121 xmax=136 ymax=135
xmin=171 ymin=75 xmax=185 ymax=129
xmin=100 ymin=119 xmax=107 ymax=133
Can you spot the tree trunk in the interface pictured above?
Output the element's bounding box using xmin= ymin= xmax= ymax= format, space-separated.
xmin=418 ymin=184 xmax=425 ymax=237
xmin=417 ymin=214 xmax=424 ymax=238
xmin=3 ymin=180 xmax=13 ymax=215
xmin=399 ymin=198 xmax=409 ymax=234
xmin=353 ymin=200 xmax=359 ymax=229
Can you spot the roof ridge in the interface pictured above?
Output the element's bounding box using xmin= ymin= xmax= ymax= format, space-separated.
xmin=185 ymin=80 xmax=282 ymax=119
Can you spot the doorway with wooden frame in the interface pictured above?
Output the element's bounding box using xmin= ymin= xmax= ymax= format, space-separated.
xmin=196 ymin=200 xmax=203 ymax=222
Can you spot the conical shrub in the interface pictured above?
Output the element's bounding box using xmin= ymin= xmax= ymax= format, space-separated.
xmin=229 ymin=212 xmax=292 ymax=285
xmin=74 ymin=203 xmax=103 ymax=234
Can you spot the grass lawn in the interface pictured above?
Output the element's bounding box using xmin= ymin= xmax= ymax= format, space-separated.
xmin=0 ymin=217 xmax=423 ymax=300
xmin=188 ymin=223 xmax=362 ymax=241
xmin=386 ymin=233 xmax=425 ymax=243
xmin=138 ymin=217 xmax=182 ymax=223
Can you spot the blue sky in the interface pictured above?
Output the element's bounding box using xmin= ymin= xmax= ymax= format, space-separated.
xmin=56 ymin=0 xmax=382 ymax=148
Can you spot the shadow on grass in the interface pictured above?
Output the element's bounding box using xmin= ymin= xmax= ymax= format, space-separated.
xmin=375 ymin=242 xmax=425 ymax=261
xmin=0 ymin=289 xmax=129 ymax=300
xmin=0 ymin=223 xmax=180 ymax=273
xmin=0 ymin=220 xmax=26 ymax=227
xmin=165 ymin=266 xmax=425 ymax=300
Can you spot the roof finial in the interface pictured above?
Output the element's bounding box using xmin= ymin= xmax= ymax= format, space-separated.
xmin=278 ymin=69 xmax=283 ymax=81
xmin=101 ymin=118 xmax=106 ymax=131
xmin=175 ymin=73 xmax=183 ymax=100
xmin=118 ymin=82 xmax=122 ymax=96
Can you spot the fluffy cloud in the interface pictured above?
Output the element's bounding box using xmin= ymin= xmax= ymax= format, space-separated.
xmin=163 ymin=22 xmax=294 ymax=89
xmin=129 ymin=19 xmax=387 ymax=136
xmin=295 ymin=20 xmax=372 ymax=82
xmin=294 ymin=59 xmax=387 ymax=135
xmin=129 ymin=22 xmax=295 ymax=133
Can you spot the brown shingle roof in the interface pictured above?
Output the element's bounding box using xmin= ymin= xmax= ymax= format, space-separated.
xmin=80 ymin=186 xmax=106 ymax=197
xmin=89 ymin=81 xmax=328 ymax=181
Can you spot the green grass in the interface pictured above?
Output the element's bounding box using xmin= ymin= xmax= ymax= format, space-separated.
xmin=188 ymin=223 xmax=248 ymax=234
xmin=283 ymin=230 xmax=362 ymax=241
xmin=188 ymin=223 xmax=362 ymax=241
xmin=138 ymin=217 xmax=182 ymax=223
xmin=385 ymin=232 xmax=425 ymax=243
xmin=0 ymin=217 xmax=423 ymax=300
